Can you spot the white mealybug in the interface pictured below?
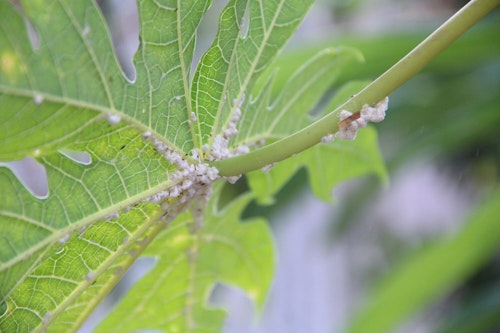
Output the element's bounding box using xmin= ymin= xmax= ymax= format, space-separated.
xmin=34 ymin=93 xmax=44 ymax=105
xmin=262 ymin=163 xmax=276 ymax=173
xmin=106 ymin=113 xmax=121 ymax=125
xmin=321 ymin=134 xmax=335 ymax=143
xmin=336 ymin=97 xmax=389 ymax=140
xmin=191 ymin=148 xmax=200 ymax=162
xmin=141 ymin=101 xmax=251 ymax=226
xmin=361 ymin=96 xmax=388 ymax=122
xmin=336 ymin=110 xmax=360 ymax=140
xmin=83 ymin=271 xmax=95 ymax=281
xmin=235 ymin=145 xmax=250 ymax=155
xmin=58 ymin=233 xmax=70 ymax=244
xmin=355 ymin=116 xmax=368 ymax=128
xmin=168 ymin=186 xmax=181 ymax=198
xmin=82 ymin=25 xmax=90 ymax=37
xmin=106 ymin=211 xmax=120 ymax=220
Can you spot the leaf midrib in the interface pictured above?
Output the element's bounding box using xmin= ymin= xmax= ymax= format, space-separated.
xmin=0 ymin=178 xmax=179 ymax=273
xmin=209 ymin=0 xmax=287 ymax=146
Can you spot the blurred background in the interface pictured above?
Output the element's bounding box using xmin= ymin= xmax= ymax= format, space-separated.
xmin=84 ymin=0 xmax=500 ymax=332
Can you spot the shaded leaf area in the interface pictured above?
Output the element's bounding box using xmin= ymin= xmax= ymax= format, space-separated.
xmin=436 ymin=282 xmax=500 ymax=333
xmin=248 ymin=127 xmax=387 ymax=204
xmin=0 ymin=0 xmax=211 ymax=156
xmin=96 ymin=183 xmax=274 ymax=333
xmin=246 ymin=81 xmax=387 ymax=204
xmin=0 ymin=1 xmax=385 ymax=332
xmin=261 ymin=23 xmax=500 ymax=99
xmin=234 ymin=47 xmax=363 ymax=147
xmin=0 ymin=202 xmax=162 ymax=333
xmin=346 ymin=189 xmax=500 ymax=333
xmin=0 ymin=0 xmax=199 ymax=302
xmin=192 ymin=0 xmax=315 ymax=150
xmin=0 ymin=1 xmax=127 ymax=159
xmin=0 ymin=120 xmax=175 ymax=301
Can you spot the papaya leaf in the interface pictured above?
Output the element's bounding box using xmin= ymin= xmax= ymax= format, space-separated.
xmin=233 ymin=47 xmax=363 ymax=147
xmin=0 ymin=0 xmax=339 ymax=331
xmin=245 ymin=80 xmax=387 ymax=204
xmin=192 ymin=0 xmax=315 ymax=152
xmin=95 ymin=182 xmax=274 ymax=333
xmin=248 ymin=127 xmax=387 ymax=204
xmin=0 ymin=202 xmax=164 ymax=333
xmin=0 ymin=0 xmax=391 ymax=332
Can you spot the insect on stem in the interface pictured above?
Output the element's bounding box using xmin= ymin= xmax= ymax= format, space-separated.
xmin=338 ymin=111 xmax=361 ymax=128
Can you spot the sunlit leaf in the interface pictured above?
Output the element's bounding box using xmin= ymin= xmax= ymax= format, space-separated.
xmin=96 ymin=183 xmax=274 ymax=333
xmin=0 ymin=0 xmax=387 ymax=332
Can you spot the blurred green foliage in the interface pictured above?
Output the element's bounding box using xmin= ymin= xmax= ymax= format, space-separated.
xmin=248 ymin=17 xmax=500 ymax=333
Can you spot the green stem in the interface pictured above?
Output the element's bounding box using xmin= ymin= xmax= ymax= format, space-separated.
xmin=212 ymin=0 xmax=499 ymax=176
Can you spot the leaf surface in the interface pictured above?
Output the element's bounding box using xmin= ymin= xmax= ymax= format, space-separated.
xmin=248 ymin=127 xmax=387 ymax=204
xmin=0 ymin=0 xmax=388 ymax=332
xmin=192 ymin=0 xmax=315 ymax=151
xmin=0 ymin=0 xmax=211 ymax=328
xmin=95 ymin=183 xmax=274 ymax=333
xmin=245 ymin=80 xmax=387 ymax=203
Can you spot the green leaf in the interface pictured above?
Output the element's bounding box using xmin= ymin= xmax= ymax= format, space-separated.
xmin=249 ymin=127 xmax=387 ymax=204
xmin=346 ymin=189 xmax=500 ymax=333
xmin=0 ymin=0 xmax=196 ymax=304
xmin=0 ymin=202 xmax=163 ymax=333
xmin=245 ymin=80 xmax=387 ymax=204
xmin=192 ymin=0 xmax=315 ymax=151
xmin=233 ymin=47 xmax=363 ymax=146
xmin=0 ymin=0 xmax=213 ymax=330
xmin=1 ymin=0 xmax=327 ymax=331
xmin=95 ymin=183 xmax=274 ymax=333
xmin=0 ymin=122 xmax=175 ymax=301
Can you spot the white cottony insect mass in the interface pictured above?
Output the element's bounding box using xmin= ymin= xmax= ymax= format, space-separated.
xmin=33 ymin=93 xmax=44 ymax=105
xmin=321 ymin=134 xmax=335 ymax=143
xmin=336 ymin=97 xmax=389 ymax=140
xmin=361 ymin=96 xmax=389 ymax=122
xmin=83 ymin=271 xmax=95 ymax=281
xmin=190 ymin=112 xmax=197 ymax=122
xmin=141 ymin=96 xmax=251 ymax=222
xmin=58 ymin=233 xmax=70 ymax=244
xmin=106 ymin=113 xmax=121 ymax=125
xmin=336 ymin=110 xmax=359 ymax=140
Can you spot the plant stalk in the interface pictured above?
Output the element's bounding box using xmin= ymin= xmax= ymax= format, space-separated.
xmin=212 ymin=0 xmax=499 ymax=176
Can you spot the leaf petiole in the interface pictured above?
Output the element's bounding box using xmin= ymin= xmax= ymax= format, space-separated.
xmin=212 ymin=0 xmax=499 ymax=176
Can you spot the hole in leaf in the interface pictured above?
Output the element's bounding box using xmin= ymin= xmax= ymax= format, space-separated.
xmin=80 ymin=256 xmax=157 ymax=331
xmin=9 ymin=0 xmax=40 ymax=50
xmin=98 ymin=0 xmax=139 ymax=82
xmin=0 ymin=157 xmax=48 ymax=199
xmin=210 ymin=283 xmax=256 ymax=330
xmin=59 ymin=149 xmax=92 ymax=165
xmin=191 ymin=0 xmax=230 ymax=74
xmin=0 ymin=300 xmax=7 ymax=317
